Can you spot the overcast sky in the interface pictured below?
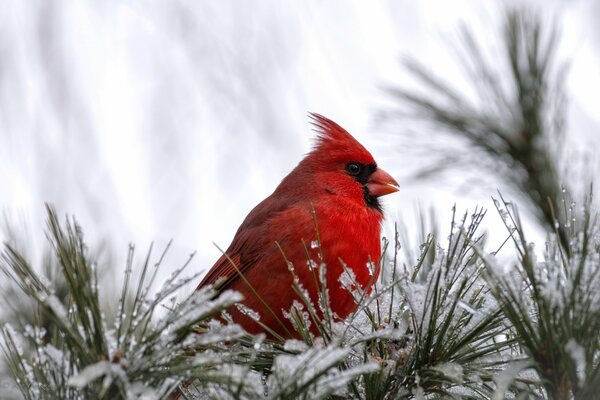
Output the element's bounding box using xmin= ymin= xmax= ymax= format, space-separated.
xmin=1 ymin=0 xmax=599 ymax=290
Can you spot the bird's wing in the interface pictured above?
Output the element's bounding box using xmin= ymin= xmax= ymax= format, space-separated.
xmin=197 ymin=253 xmax=241 ymax=291
xmin=197 ymin=228 xmax=264 ymax=292
xmin=197 ymin=194 xmax=295 ymax=293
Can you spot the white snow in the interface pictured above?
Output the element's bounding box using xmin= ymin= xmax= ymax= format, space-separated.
xmin=565 ymin=339 xmax=586 ymax=387
xmin=68 ymin=361 xmax=112 ymax=388
xmin=432 ymin=362 xmax=463 ymax=384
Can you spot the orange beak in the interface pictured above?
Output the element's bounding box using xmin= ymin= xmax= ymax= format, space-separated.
xmin=366 ymin=168 xmax=399 ymax=197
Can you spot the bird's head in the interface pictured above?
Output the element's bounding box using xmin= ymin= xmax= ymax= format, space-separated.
xmin=299 ymin=113 xmax=399 ymax=212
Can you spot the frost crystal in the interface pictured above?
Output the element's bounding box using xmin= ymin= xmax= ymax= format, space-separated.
xmin=404 ymin=282 xmax=428 ymax=324
xmin=68 ymin=361 xmax=112 ymax=388
xmin=171 ymin=289 xmax=243 ymax=332
xmin=310 ymin=240 xmax=319 ymax=249
xmin=195 ymin=325 xmax=245 ymax=346
xmin=287 ymin=261 xmax=295 ymax=273
xmin=44 ymin=344 xmax=65 ymax=366
xmin=269 ymin=345 xmax=375 ymax=398
xmin=484 ymin=253 xmax=509 ymax=275
xmin=338 ymin=268 xmax=357 ymax=290
xmin=235 ymin=303 xmax=261 ymax=321
xmin=283 ymin=339 xmax=309 ymax=352
xmin=432 ymin=362 xmax=463 ymax=384
xmin=44 ymin=294 xmax=68 ymax=319
xmin=282 ymin=300 xmax=312 ymax=331
xmin=366 ymin=261 xmax=376 ymax=276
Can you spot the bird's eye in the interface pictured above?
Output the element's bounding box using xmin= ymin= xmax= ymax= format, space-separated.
xmin=346 ymin=162 xmax=362 ymax=176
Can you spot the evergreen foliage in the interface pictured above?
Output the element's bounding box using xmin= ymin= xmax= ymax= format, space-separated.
xmin=2 ymin=7 xmax=599 ymax=400
xmin=387 ymin=9 xmax=570 ymax=247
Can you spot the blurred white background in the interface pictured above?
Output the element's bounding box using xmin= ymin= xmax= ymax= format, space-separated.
xmin=1 ymin=0 xmax=599 ymax=287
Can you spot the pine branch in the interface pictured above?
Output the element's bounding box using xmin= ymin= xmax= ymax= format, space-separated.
xmin=0 ymin=205 xmax=246 ymax=399
xmin=336 ymin=208 xmax=528 ymax=399
xmin=6 ymin=202 xmax=592 ymax=399
xmin=386 ymin=8 xmax=571 ymax=248
xmin=483 ymin=194 xmax=600 ymax=399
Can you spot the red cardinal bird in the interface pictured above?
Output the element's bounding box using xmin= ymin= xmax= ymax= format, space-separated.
xmin=198 ymin=113 xmax=398 ymax=339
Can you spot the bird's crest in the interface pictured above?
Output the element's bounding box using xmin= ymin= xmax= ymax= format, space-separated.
xmin=307 ymin=113 xmax=375 ymax=165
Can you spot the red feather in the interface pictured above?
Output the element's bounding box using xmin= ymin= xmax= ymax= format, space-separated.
xmin=198 ymin=113 xmax=398 ymax=338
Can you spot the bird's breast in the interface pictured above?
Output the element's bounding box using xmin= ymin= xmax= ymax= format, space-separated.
xmin=304 ymin=200 xmax=383 ymax=318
